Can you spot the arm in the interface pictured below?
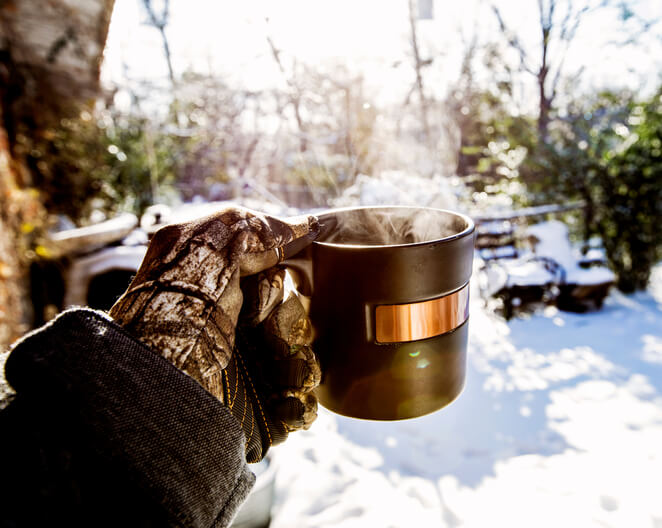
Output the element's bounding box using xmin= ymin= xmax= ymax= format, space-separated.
xmin=0 ymin=206 xmax=320 ymax=526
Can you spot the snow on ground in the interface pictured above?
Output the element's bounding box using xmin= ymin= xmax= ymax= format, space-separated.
xmin=270 ymin=264 xmax=662 ymax=528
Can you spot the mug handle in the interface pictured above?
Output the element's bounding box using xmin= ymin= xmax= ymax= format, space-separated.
xmin=280 ymin=212 xmax=336 ymax=296
xmin=282 ymin=245 xmax=314 ymax=297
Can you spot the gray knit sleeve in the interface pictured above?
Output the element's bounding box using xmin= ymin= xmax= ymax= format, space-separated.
xmin=3 ymin=308 xmax=255 ymax=527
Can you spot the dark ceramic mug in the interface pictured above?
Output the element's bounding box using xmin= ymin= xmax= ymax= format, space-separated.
xmin=288 ymin=206 xmax=475 ymax=420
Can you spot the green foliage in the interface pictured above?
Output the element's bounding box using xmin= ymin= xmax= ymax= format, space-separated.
xmin=535 ymin=89 xmax=662 ymax=291
xmin=596 ymin=92 xmax=662 ymax=291
xmin=458 ymin=80 xmax=661 ymax=292
xmin=24 ymin=73 xmax=264 ymax=222
xmin=25 ymin=107 xmax=178 ymax=222
xmin=451 ymin=84 xmax=537 ymax=209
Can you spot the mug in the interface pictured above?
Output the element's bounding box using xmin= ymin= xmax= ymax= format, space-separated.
xmin=294 ymin=205 xmax=475 ymax=420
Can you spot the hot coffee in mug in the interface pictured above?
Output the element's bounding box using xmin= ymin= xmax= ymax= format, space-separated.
xmin=289 ymin=206 xmax=475 ymax=420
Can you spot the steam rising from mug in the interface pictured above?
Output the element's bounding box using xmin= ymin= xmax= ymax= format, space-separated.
xmin=322 ymin=207 xmax=464 ymax=246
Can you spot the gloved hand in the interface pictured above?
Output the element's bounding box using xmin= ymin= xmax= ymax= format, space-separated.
xmin=109 ymin=206 xmax=321 ymax=462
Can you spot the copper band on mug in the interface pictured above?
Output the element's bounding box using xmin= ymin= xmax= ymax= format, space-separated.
xmin=375 ymin=284 xmax=470 ymax=343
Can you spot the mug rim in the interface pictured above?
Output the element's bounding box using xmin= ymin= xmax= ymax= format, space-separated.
xmin=313 ymin=205 xmax=475 ymax=250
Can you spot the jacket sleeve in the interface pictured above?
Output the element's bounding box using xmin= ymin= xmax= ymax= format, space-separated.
xmin=0 ymin=308 xmax=255 ymax=527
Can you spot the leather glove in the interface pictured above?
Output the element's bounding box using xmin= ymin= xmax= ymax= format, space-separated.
xmin=109 ymin=206 xmax=321 ymax=462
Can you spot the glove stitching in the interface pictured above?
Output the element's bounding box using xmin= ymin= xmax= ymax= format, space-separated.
xmin=229 ymin=358 xmax=239 ymax=409
xmin=235 ymin=351 xmax=271 ymax=447
xmin=241 ymin=377 xmax=253 ymax=445
xmin=238 ymin=365 xmax=248 ymax=433
xmin=222 ymin=368 xmax=229 ymax=407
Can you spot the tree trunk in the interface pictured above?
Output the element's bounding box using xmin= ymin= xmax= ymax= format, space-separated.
xmin=408 ymin=0 xmax=431 ymax=147
xmin=538 ymin=71 xmax=551 ymax=137
xmin=0 ymin=0 xmax=115 ymax=350
xmin=537 ymin=3 xmax=551 ymax=139
xmin=0 ymin=115 xmax=27 ymax=348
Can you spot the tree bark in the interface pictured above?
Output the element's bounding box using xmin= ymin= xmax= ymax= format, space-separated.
xmin=0 ymin=0 xmax=115 ymax=350
xmin=0 ymin=112 xmax=26 ymax=348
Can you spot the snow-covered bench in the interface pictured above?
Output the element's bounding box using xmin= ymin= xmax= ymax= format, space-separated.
xmin=480 ymin=253 xmax=563 ymax=318
xmin=525 ymin=221 xmax=615 ymax=311
xmin=478 ymin=220 xmax=615 ymax=317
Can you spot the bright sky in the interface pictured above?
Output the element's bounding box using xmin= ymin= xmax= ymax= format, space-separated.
xmin=102 ymin=0 xmax=662 ymax=110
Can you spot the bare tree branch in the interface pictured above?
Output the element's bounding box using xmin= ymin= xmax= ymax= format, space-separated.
xmin=142 ymin=0 xmax=174 ymax=86
xmin=402 ymin=83 xmax=416 ymax=109
xmin=547 ymin=2 xmax=593 ymax=107
xmin=265 ymin=29 xmax=308 ymax=153
xmin=491 ymin=4 xmax=535 ymax=75
xmin=493 ymin=0 xmax=632 ymax=137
